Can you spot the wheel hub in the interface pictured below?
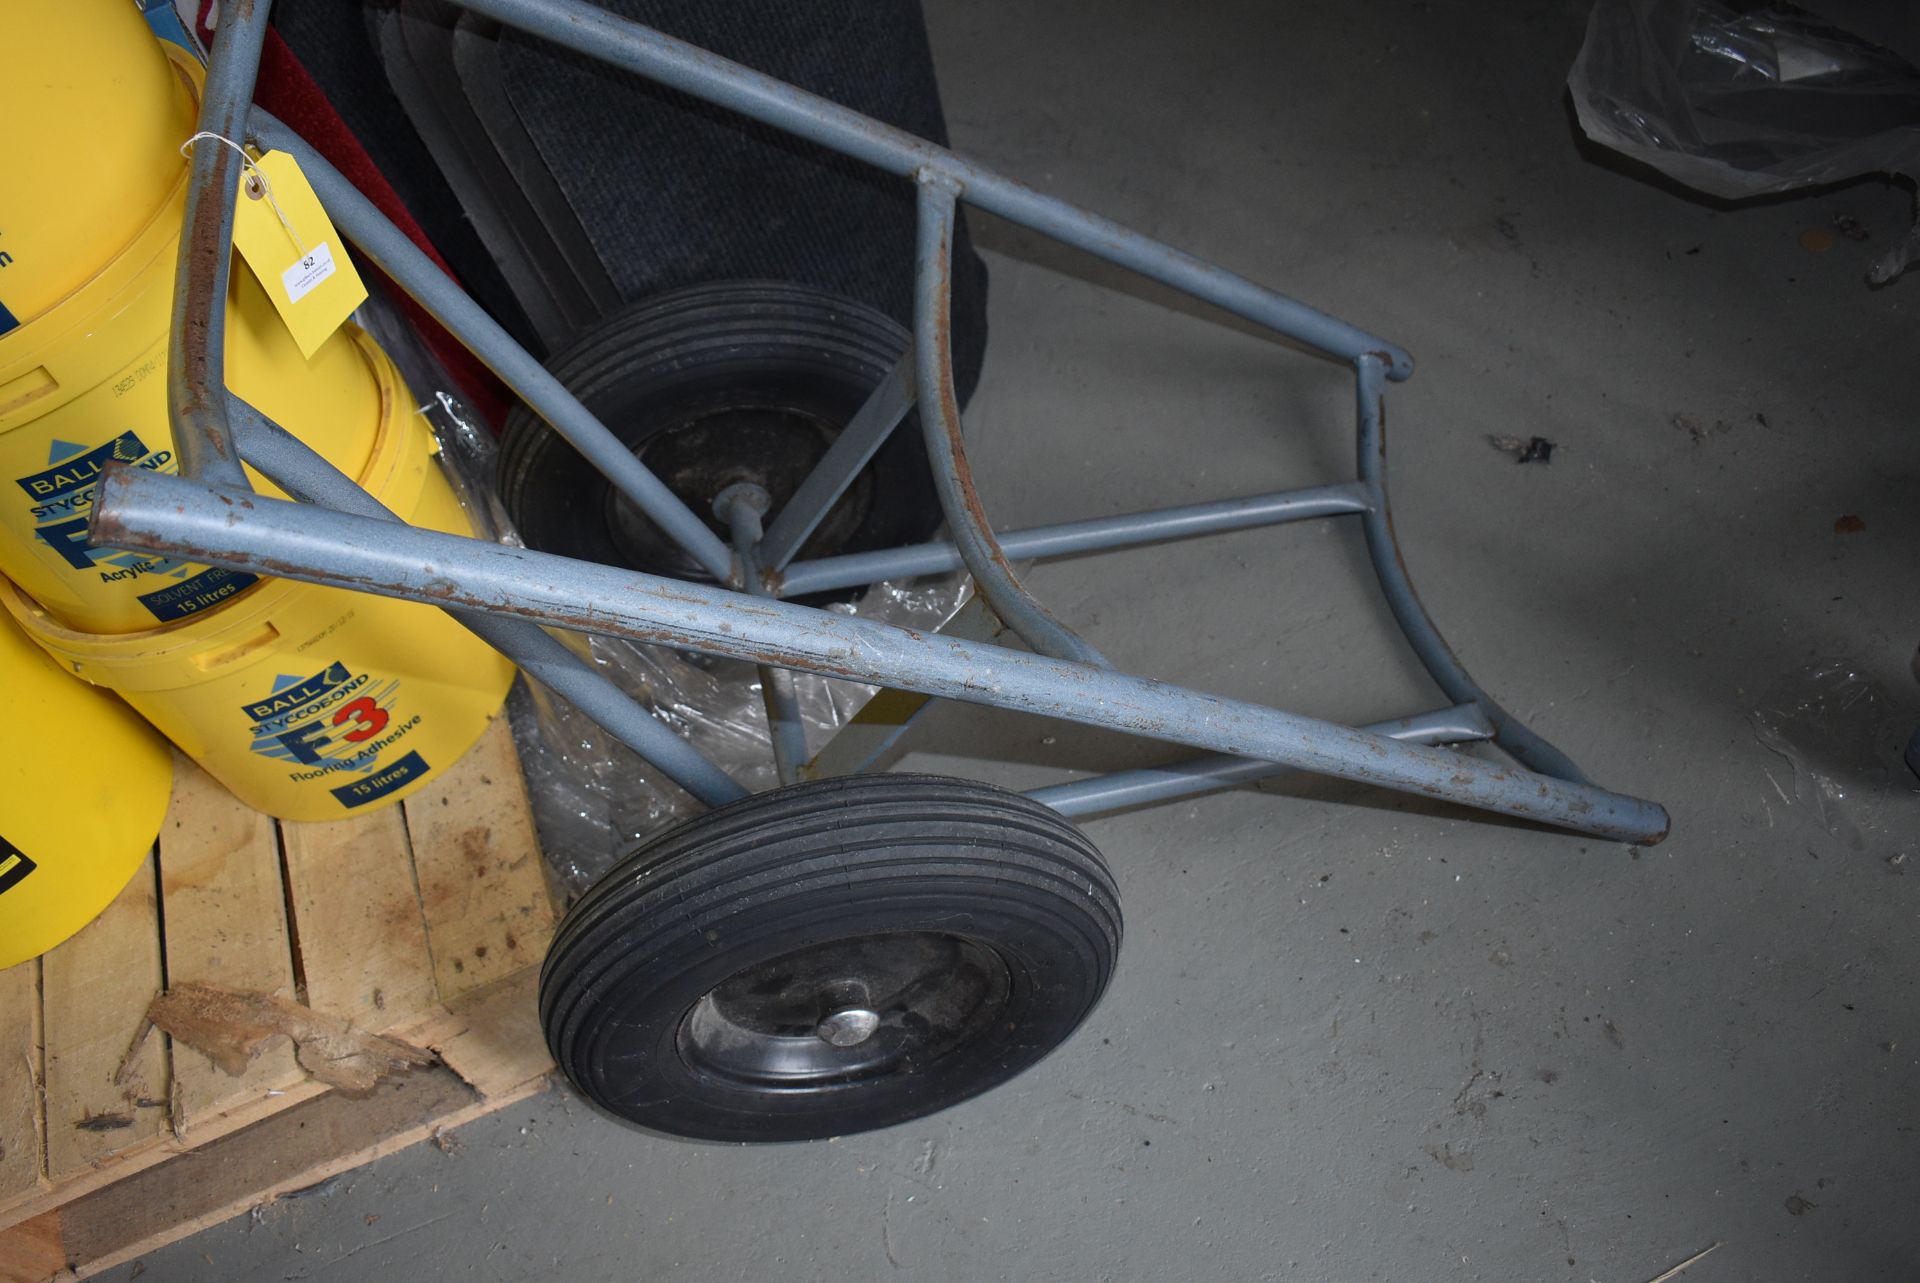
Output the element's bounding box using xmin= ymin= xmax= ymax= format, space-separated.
xmin=815 ymin=1007 xmax=882 ymax=1048
xmin=676 ymin=932 xmax=1010 ymax=1092
xmin=603 ymin=407 xmax=873 ymax=579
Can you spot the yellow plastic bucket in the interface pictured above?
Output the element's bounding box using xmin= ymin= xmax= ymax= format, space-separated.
xmin=0 ymin=45 xmax=383 ymax=635
xmin=0 ymin=0 xmax=198 ymax=331
xmin=0 ymin=588 xmax=173 ymax=971
xmin=1 ymin=337 xmax=516 ymax=821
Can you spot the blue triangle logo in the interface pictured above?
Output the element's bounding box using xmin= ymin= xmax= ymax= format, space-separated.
xmin=270 ymin=674 xmax=306 ymax=693
xmin=46 ymin=440 xmax=89 ymax=464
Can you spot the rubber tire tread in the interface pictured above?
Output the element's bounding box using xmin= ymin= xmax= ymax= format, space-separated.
xmin=496 ymin=279 xmax=940 ymax=585
xmin=540 ymin=773 xmax=1122 ymax=1142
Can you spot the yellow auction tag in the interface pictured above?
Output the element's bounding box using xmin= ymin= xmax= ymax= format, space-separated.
xmin=228 ymin=149 xmax=366 ymax=359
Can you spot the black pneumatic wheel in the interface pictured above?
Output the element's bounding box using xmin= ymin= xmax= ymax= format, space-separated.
xmin=539 ymin=774 xmax=1122 ymax=1143
xmin=496 ymin=280 xmax=943 ymax=586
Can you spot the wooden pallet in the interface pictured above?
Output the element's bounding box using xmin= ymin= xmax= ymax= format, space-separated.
xmin=0 ymin=715 xmax=557 ymax=1283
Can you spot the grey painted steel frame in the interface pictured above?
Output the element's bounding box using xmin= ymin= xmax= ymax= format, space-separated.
xmin=94 ymin=474 xmax=1668 ymax=843
xmin=111 ymin=0 xmax=1670 ymax=844
xmin=717 ymin=489 xmax=810 ymax=787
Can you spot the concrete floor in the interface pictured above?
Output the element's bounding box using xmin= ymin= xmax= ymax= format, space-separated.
xmin=138 ymin=1 xmax=1919 ymax=1279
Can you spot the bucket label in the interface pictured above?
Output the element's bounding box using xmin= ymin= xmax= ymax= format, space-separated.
xmin=136 ymin=566 xmax=257 ymax=621
xmin=329 ymin=749 xmax=432 ymax=809
xmin=0 ymin=836 xmax=34 ymax=896
xmin=242 ymin=661 xmax=425 ymax=806
xmin=14 ymin=433 xmax=257 ymax=620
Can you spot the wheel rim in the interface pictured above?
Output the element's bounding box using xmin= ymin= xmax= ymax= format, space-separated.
xmin=676 ymin=932 xmax=1012 ymax=1093
xmin=602 ymin=405 xmax=874 ymax=580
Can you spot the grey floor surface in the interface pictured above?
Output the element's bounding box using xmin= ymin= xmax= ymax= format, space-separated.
xmin=133 ymin=1 xmax=1918 ymax=1279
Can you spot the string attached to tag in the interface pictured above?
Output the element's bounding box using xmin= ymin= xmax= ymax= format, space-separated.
xmin=179 ymin=131 xmax=308 ymax=254
xmin=182 ymin=138 xmax=368 ymax=357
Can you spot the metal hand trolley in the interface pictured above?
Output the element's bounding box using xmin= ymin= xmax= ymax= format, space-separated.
xmin=96 ymin=0 xmax=1669 ymax=1142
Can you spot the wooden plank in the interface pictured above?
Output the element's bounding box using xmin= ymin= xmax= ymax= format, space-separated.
xmin=156 ymin=756 xmax=304 ymax=1137
xmin=0 ymin=961 xmax=43 ymax=1204
xmin=0 ymin=716 xmax=553 ymax=1262
xmin=280 ymin=809 xmax=437 ymax=1030
xmin=47 ymin=1069 xmax=550 ymax=1283
xmin=402 ymin=718 xmax=553 ymax=1002
xmin=38 ymin=859 xmax=166 ymax=1183
xmin=0 ymin=1081 xmax=327 ymax=1236
xmin=0 ymin=957 xmax=548 ymax=1269
xmin=0 ymin=1209 xmax=63 ymax=1283
xmin=392 ymin=968 xmax=550 ymax=1101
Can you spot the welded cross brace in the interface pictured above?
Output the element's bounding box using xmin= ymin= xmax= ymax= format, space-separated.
xmin=95 ymin=0 xmax=1669 ymax=846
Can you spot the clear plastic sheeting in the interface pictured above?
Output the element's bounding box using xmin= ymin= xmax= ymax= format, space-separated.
xmin=1750 ymin=659 xmax=1920 ymax=857
xmin=521 ymin=577 xmax=969 ymax=895
xmin=418 ymin=385 xmax=520 ymax=543
xmin=1569 ymin=1 xmax=1920 ymax=280
xmin=356 ymin=298 xmax=521 ymax=544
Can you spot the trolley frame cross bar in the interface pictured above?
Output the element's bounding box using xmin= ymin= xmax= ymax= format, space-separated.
xmin=93 ymin=0 xmax=1670 ymax=846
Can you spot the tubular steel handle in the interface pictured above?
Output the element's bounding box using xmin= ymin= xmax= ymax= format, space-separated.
xmin=95 ymin=466 xmax=1672 ymax=846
